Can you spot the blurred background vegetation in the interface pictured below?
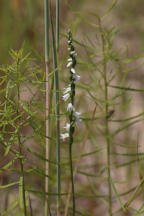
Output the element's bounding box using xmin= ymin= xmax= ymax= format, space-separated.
xmin=0 ymin=0 xmax=143 ymax=63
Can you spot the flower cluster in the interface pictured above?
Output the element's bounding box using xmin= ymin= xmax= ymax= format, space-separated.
xmin=61 ymin=31 xmax=81 ymax=141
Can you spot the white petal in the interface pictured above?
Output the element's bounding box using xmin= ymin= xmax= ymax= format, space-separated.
xmin=74 ymin=111 xmax=82 ymax=125
xmin=70 ymin=51 xmax=76 ymax=55
xmin=75 ymin=117 xmax=82 ymax=125
xmin=70 ymin=68 xmax=76 ymax=74
xmin=60 ymin=133 xmax=69 ymax=140
xmin=70 ymin=51 xmax=77 ymax=57
xmin=63 ymin=86 xmax=71 ymax=94
xmin=73 ymin=73 xmax=80 ymax=81
xmin=67 ymin=103 xmax=75 ymax=112
xmin=67 ymin=62 xmax=72 ymax=68
xmin=68 ymin=58 xmax=72 ymax=62
xmin=64 ymin=123 xmax=70 ymax=131
xmin=62 ymin=93 xmax=70 ymax=101
xmin=74 ymin=111 xmax=81 ymax=118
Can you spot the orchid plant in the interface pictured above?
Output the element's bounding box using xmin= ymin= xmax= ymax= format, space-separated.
xmin=61 ymin=31 xmax=81 ymax=141
xmin=61 ymin=31 xmax=81 ymax=215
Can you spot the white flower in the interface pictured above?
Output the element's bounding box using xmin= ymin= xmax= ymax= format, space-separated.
xmin=70 ymin=51 xmax=77 ymax=57
xmin=60 ymin=133 xmax=69 ymax=140
xmin=74 ymin=111 xmax=82 ymax=125
xmin=63 ymin=85 xmax=71 ymax=94
xmin=73 ymin=73 xmax=80 ymax=81
xmin=75 ymin=117 xmax=82 ymax=125
xmin=70 ymin=51 xmax=76 ymax=55
xmin=74 ymin=111 xmax=81 ymax=118
xmin=68 ymin=58 xmax=72 ymax=62
xmin=68 ymin=40 xmax=71 ymax=44
xmin=68 ymin=47 xmax=71 ymax=51
xmin=64 ymin=123 xmax=70 ymax=131
xmin=67 ymin=62 xmax=72 ymax=68
xmin=67 ymin=103 xmax=75 ymax=112
xmin=62 ymin=93 xmax=70 ymax=101
xmin=70 ymin=68 xmax=76 ymax=74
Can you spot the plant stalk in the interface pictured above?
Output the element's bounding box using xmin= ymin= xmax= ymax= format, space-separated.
xmin=16 ymin=60 xmax=27 ymax=216
xmin=56 ymin=0 xmax=59 ymax=50
xmin=101 ymin=24 xmax=112 ymax=215
xmin=44 ymin=0 xmax=50 ymax=215
xmin=50 ymin=6 xmax=61 ymax=215
xmin=64 ymin=106 xmax=97 ymax=216
xmin=69 ymin=72 xmax=76 ymax=216
xmin=69 ymin=143 xmax=75 ymax=216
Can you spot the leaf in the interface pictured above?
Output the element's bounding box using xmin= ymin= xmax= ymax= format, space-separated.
xmin=109 ymin=85 xmax=144 ymax=92
xmin=110 ymin=177 xmax=126 ymax=211
xmin=116 ymin=158 xmax=139 ymax=168
xmin=27 ymin=189 xmax=68 ymax=196
xmin=80 ymin=148 xmax=103 ymax=157
xmin=112 ymin=118 xmax=144 ymax=137
xmin=0 ymin=157 xmax=17 ymax=174
xmin=77 ymin=170 xmax=106 ymax=179
xmin=2 ymin=200 xmax=18 ymax=216
xmin=102 ymin=0 xmax=119 ymax=20
xmin=111 ymin=152 xmax=144 ymax=157
xmin=122 ymin=55 xmax=144 ymax=64
xmin=20 ymin=102 xmax=36 ymax=116
xmin=4 ymin=129 xmax=18 ymax=156
xmin=120 ymin=186 xmax=136 ymax=197
xmin=20 ymin=52 xmax=31 ymax=64
xmin=132 ymin=203 xmax=144 ymax=216
xmin=24 ymin=146 xmax=57 ymax=165
xmin=26 ymin=167 xmax=52 ymax=179
xmin=124 ymin=176 xmax=144 ymax=208
xmin=111 ymin=111 xmax=144 ymax=122
xmin=0 ymin=181 xmax=19 ymax=189
xmin=76 ymin=192 xmax=107 ymax=198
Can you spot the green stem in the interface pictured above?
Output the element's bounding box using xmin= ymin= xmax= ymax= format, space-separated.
xmin=44 ymin=0 xmax=49 ymax=62
xmin=16 ymin=60 xmax=27 ymax=216
xmin=44 ymin=0 xmax=50 ymax=215
xmin=69 ymin=81 xmax=76 ymax=216
xmin=69 ymin=134 xmax=75 ymax=216
xmin=68 ymin=31 xmax=76 ymax=216
xmin=55 ymin=2 xmax=61 ymax=210
xmin=56 ymin=0 xmax=59 ymax=50
xmin=50 ymin=7 xmax=61 ymax=215
xmin=101 ymin=24 xmax=112 ymax=216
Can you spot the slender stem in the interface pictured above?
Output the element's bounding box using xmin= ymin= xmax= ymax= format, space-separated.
xmin=45 ymin=61 xmax=50 ymax=216
xmin=18 ymin=144 xmax=27 ymax=216
xmin=44 ymin=0 xmax=50 ymax=215
xmin=69 ymin=78 xmax=75 ymax=216
xmin=56 ymin=0 xmax=59 ymax=50
xmin=50 ymin=8 xmax=61 ymax=215
xmin=16 ymin=59 xmax=27 ymax=216
xmin=67 ymin=31 xmax=76 ymax=216
xmin=101 ymin=24 xmax=112 ymax=215
xmin=64 ymin=106 xmax=97 ymax=216
xmin=69 ymin=130 xmax=75 ymax=216
xmin=44 ymin=0 xmax=49 ymax=62
xmin=55 ymin=2 xmax=61 ymax=211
